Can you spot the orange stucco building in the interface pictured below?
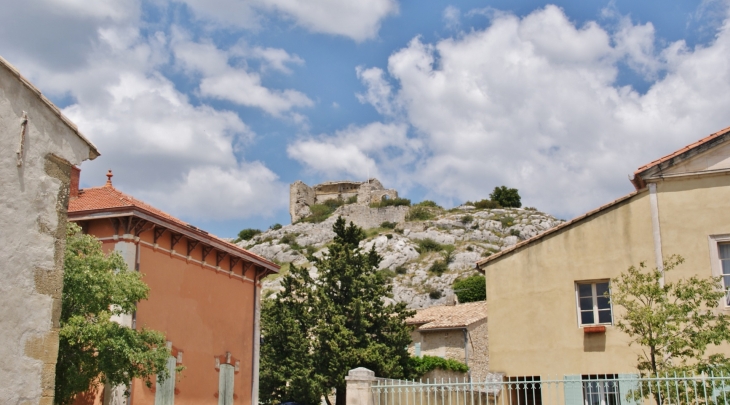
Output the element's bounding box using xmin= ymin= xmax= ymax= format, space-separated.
xmin=68 ymin=170 xmax=278 ymax=405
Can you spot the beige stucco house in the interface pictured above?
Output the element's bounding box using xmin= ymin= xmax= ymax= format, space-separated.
xmin=0 ymin=56 xmax=99 ymax=405
xmin=407 ymin=301 xmax=489 ymax=380
xmin=476 ymin=126 xmax=730 ymax=380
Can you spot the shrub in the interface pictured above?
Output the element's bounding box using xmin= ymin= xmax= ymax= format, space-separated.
xmin=270 ymin=223 xmax=283 ymax=230
xmin=407 ymin=206 xmax=434 ymax=221
xmin=416 ymin=238 xmax=443 ymax=253
xmin=385 ymin=234 xmax=393 ymax=239
xmin=460 ymin=215 xmax=474 ymax=224
xmin=525 ymin=206 xmax=537 ymax=211
xmin=377 ymin=269 xmax=396 ymax=281
xmin=428 ymin=289 xmax=443 ymax=299
xmin=415 ymin=200 xmax=441 ymax=208
xmin=466 ymin=246 xmax=474 ymax=252
xmin=481 ymin=250 xmax=494 ymax=258
xmin=509 ymin=229 xmax=521 ymax=238
xmin=371 ymin=196 xmax=411 ymax=208
xmin=490 ymin=186 xmax=521 ymax=208
xmin=279 ymin=233 xmax=297 ymax=245
xmin=381 ymin=221 xmax=397 ymax=229
xmin=302 ymin=203 xmax=337 ymax=223
xmin=453 ymin=275 xmax=486 ymax=303
xmin=346 ymin=195 xmax=358 ymax=204
xmin=442 ymin=245 xmax=455 ymax=264
xmin=473 ymin=199 xmax=501 ymax=209
xmin=236 ymin=228 xmax=261 ymax=242
xmin=395 ymin=265 xmax=408 ymax=275
xmin=408 ymin=355 xmax=468 ymax=378
xmin=498 ymin=216 xmax=515 ymax=228
xmin=428 ymin=260 xmax=448 ymax=276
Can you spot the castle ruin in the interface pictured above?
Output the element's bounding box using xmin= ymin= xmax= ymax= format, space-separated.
xmin=290 ymin=178 xmax=399 ymax=223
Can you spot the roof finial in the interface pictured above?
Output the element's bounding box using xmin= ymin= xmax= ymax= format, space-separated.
xmin=105 ymin=169 xmax=113 ymax=187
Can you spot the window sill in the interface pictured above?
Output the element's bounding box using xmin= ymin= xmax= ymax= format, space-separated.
xmin=582 ymin=325 xmax=607 ymax=334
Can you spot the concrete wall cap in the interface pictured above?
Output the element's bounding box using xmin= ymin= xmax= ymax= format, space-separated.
xmin=345 ymin=367 xmax=376 ymax=380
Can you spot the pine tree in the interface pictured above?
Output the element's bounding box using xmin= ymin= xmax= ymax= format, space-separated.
xmin=259 ymin=217 xmax=414 ymax=405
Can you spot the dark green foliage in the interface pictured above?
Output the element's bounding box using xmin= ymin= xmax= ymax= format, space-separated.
xmin=460 ymin=215 xmax=474 ymax=224
xmin=428 ymin=260 xmax=448 ymax=276
xmin=453 ymin=275 xmax=486 ymax=303
xmin=611 ymin=255 xmax=730 ymax=376
xmin=489 ymin=186 xmax=521 ymax=208
xmin=236 ymin=228 xmax=261 ymax=242
xmin=270 ymin=223 xmax=283 ymax=230
xmin=408 ymin=355 xmax=468 ymax=378
xmin=524 ymin=207 xmax=537 ymax=211
xmin=473 ymin=199 xmax=501 ymax=209
xmin=428 ymin=289 xmax=443 ymax=299
xmin=371 ymin=197 xmax=411 ymax=208
xmin=260 ymin=217 xmax=414 ymax=405
xmin=395 ymin=265 xmax=408 ymax=275
xmin=466 ymin=246 xmax=474 ymax=252
xmin=381 ymin=221 xmax=397 ymax=229
xmin=407 ymin=206 xmax=435 ymax=221
xmin=377 ymin=269 xmax=396 ymax=281
xmin=509 ymin=229 xmax=521 ymax=238
xmin=56 ymin=223 xmax=171 ymax=405
xmin=416 ymin=238 xmax=444 ymax=253
xmin=346 ymin=195 xmax=358 ymax=204
xmin=481 ymin=251 xmax=492 ymax=258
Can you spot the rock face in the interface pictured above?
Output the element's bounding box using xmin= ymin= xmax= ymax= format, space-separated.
xmin=240 ymin=206 xmax=563 ymax=309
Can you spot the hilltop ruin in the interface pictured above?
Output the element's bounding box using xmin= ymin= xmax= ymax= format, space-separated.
xmin=289 ymin=178 xmax=399 ymax=223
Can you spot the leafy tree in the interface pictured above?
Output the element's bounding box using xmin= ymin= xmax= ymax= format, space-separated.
xmin=611 ymin=255 xmax=730 ymax=377
xmin=489 ymin=186 xmax=521 ymax=208
xmin=236 ymin=228 xmax=261 ymax=242
xmin=260 ymin=217 xmax=415 ymax=405
xmin=453 ymin=275 xmax=486 ymax=303
xmin=55 ymin=223 xmax=171 ymax=405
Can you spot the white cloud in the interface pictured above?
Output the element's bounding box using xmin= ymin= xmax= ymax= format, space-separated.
xmin=306 ymin=5 xmax=730 ymax=218
xmin=287 ymin=122 xmax=419 ymax=186
xmin=443 ymin=6 xmax=461 ymax=30
xmin=2 ymin=1 xmax=289 ymax=222
xmin=178 ymin=0 xmax=398 ymax=41
xmin=172 ymin=37 xmax=312 ymax=116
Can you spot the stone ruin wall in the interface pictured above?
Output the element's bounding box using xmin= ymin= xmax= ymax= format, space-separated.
xmin=289 ymin=178 xmax=401 ymax=226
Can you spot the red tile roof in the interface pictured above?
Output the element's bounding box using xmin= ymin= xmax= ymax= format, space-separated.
xmin=407 ymin=302 xmax=487 ymax=330
xmin=632 ymin=125 xmax=730 ymax=184
xmin=68 ymin=183 xmax=278 ymax=271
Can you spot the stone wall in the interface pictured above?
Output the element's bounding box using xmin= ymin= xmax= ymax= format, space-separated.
xmin=0 ymin=58 xmax=97 ymax=405
xmin=334 ymin=205 xmax=408 ymax=230
xmin=289 ymin=178 xmax=400 ymax=224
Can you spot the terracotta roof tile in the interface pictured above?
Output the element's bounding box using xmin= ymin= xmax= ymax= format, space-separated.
xmin=407 ymin=302 xmax=487 ymax=330
xmin=634 ymin=125 xmax=730 ymax=175
xmin=68 ymin=184 xmax=277 ymax=270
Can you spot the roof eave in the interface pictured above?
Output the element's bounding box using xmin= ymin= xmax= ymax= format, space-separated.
xmin=68 ymin=206 xmax=279 ymax=273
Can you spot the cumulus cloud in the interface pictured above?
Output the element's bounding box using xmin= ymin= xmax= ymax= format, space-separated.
xmin=179 ymin=0 xmax=398 ymax=41
xmin=287 ymin=122 xmax=420 ymax=186
xmin=299 ymin=5 xmax=730 ymax=218
xmin=172 ymin=37 xmax=312 ymax=116
xmin=3 ymin=0 xmax=289 ymax=221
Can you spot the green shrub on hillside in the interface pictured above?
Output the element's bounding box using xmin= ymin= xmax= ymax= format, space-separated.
xmin=416 ymin=238 xmax=444 ymax=253
xmin=236 ymin=228 xmax=261 ymax=242
xmin=490 ymin=186 xmax=521 ymax=208
xmin=474 ymin=199 xmax=501 ymax=209
xmin=371 ymin=197 xmax=411 ymax=208
xmin=270 ymin=223 xmax=283 ymax=230
xmin=415 ymin=200 xmax=441 ymax=208
xmin=428 ymin=260 xmax=448 ymax=276
xmin=301 ymin=198 xmax=346 ymax=223
xmin=381 ymin=221 xmax=397 ymax=229
xmin=407 ymin=206 xmax=435 ymax=221
xmin=453 ymin=275 xmax=486 ymax=303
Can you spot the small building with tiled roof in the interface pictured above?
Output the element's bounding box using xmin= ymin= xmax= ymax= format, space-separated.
xmin=407 ymin=302 xmax=489 ymax=381
xmin=475 ymin=125 xmax=730 ymax=382
xmin=68 ymin=170 xmax=278 ymax=405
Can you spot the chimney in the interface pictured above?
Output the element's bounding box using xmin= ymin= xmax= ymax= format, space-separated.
xmin=70 ymin=166 xmax=80 ymax=198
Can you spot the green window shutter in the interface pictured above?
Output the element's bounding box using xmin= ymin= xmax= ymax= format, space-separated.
xmin=218 ymin=364 xmax=235 ymax=405
xmin=415 ymin=342 xmax=421 ymax=357
xmin=155 ymin=356 xmax=177 ymax=405
xmin=618 ymin=374 xmax=640 ymax=405
xmin=564 ymin=375 xmax=583 ymax=405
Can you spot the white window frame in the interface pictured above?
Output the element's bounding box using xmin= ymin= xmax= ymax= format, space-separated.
xmin=575 ymin=280 xmax=613 ymax=327
xmin=707 ymin=234 xmax=730 ymax=309
xmin=582 ymin=374 xmax=620 ymax=405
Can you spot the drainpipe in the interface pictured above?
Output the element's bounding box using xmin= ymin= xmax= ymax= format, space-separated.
xmin=252 ymin=269 xmax=264 ymax=405
xmin=463 ymin=328 xmax=471 ymax=381
xmin=648 ymin=183 xmax=665 ymax=286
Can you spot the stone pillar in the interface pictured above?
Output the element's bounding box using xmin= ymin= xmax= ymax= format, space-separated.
xmin=345 ymin=367 xmax=376 ymax=405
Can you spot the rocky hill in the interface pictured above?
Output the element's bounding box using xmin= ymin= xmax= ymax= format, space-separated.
xmin=237 ymin=204 xmax=563 ymax=309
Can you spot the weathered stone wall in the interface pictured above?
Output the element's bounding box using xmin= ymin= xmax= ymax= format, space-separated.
xmin=334 ymin=205 xmax=408 ymax=229
xmin=290 ymin=178 xmax=400 ymax=224
xmin=0 ymin=59 xmax=96 ymax=405
xmin=467 ymin=318 xmax=489 ymax=381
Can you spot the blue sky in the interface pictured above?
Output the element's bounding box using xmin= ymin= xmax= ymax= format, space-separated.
xmin=2 ymin=0 xmax=730 ymax=237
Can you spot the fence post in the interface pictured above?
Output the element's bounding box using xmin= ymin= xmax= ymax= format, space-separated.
xmin=345 ymin=367 xmax=376 ymax=405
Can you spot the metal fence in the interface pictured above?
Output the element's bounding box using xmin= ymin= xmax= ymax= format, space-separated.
xmin=371 ymin=373 xmax=730 ymax=405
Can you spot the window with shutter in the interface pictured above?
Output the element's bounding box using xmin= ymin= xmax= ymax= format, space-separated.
xmin=218 ymin=363 xmax=234 ymax=405
xmin=154 ymin=356 xmax=177 ymax=405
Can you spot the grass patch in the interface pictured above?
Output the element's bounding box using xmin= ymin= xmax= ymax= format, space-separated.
xmin=300 ymin=198 xmax=345 ymax=223
xmin=381 ymin=221 xmax=397 ymax=229
xmin=460 ymin=214 xmax=474 ymax=224
xmin=346 ymin=195 xmax=358 ymax=204
xmin=415 ymin=200 xmax=442 ymax=208
xmin=498 ymin=216 xmax=515 ymax=228
xmin=269 ymin=223 xmax=282 ymax=230
xmin=395 ymin=265 xmax=408 ymax=275
xmin=407 ymin=206 xmax=435 ymax=221
xmin=416 ymin=238 xmax=444 ymax=253
xmin=377 ymin=269 xmax=396 ymax=281
xmin=428 ymin=260 xmax=448 ymax=276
